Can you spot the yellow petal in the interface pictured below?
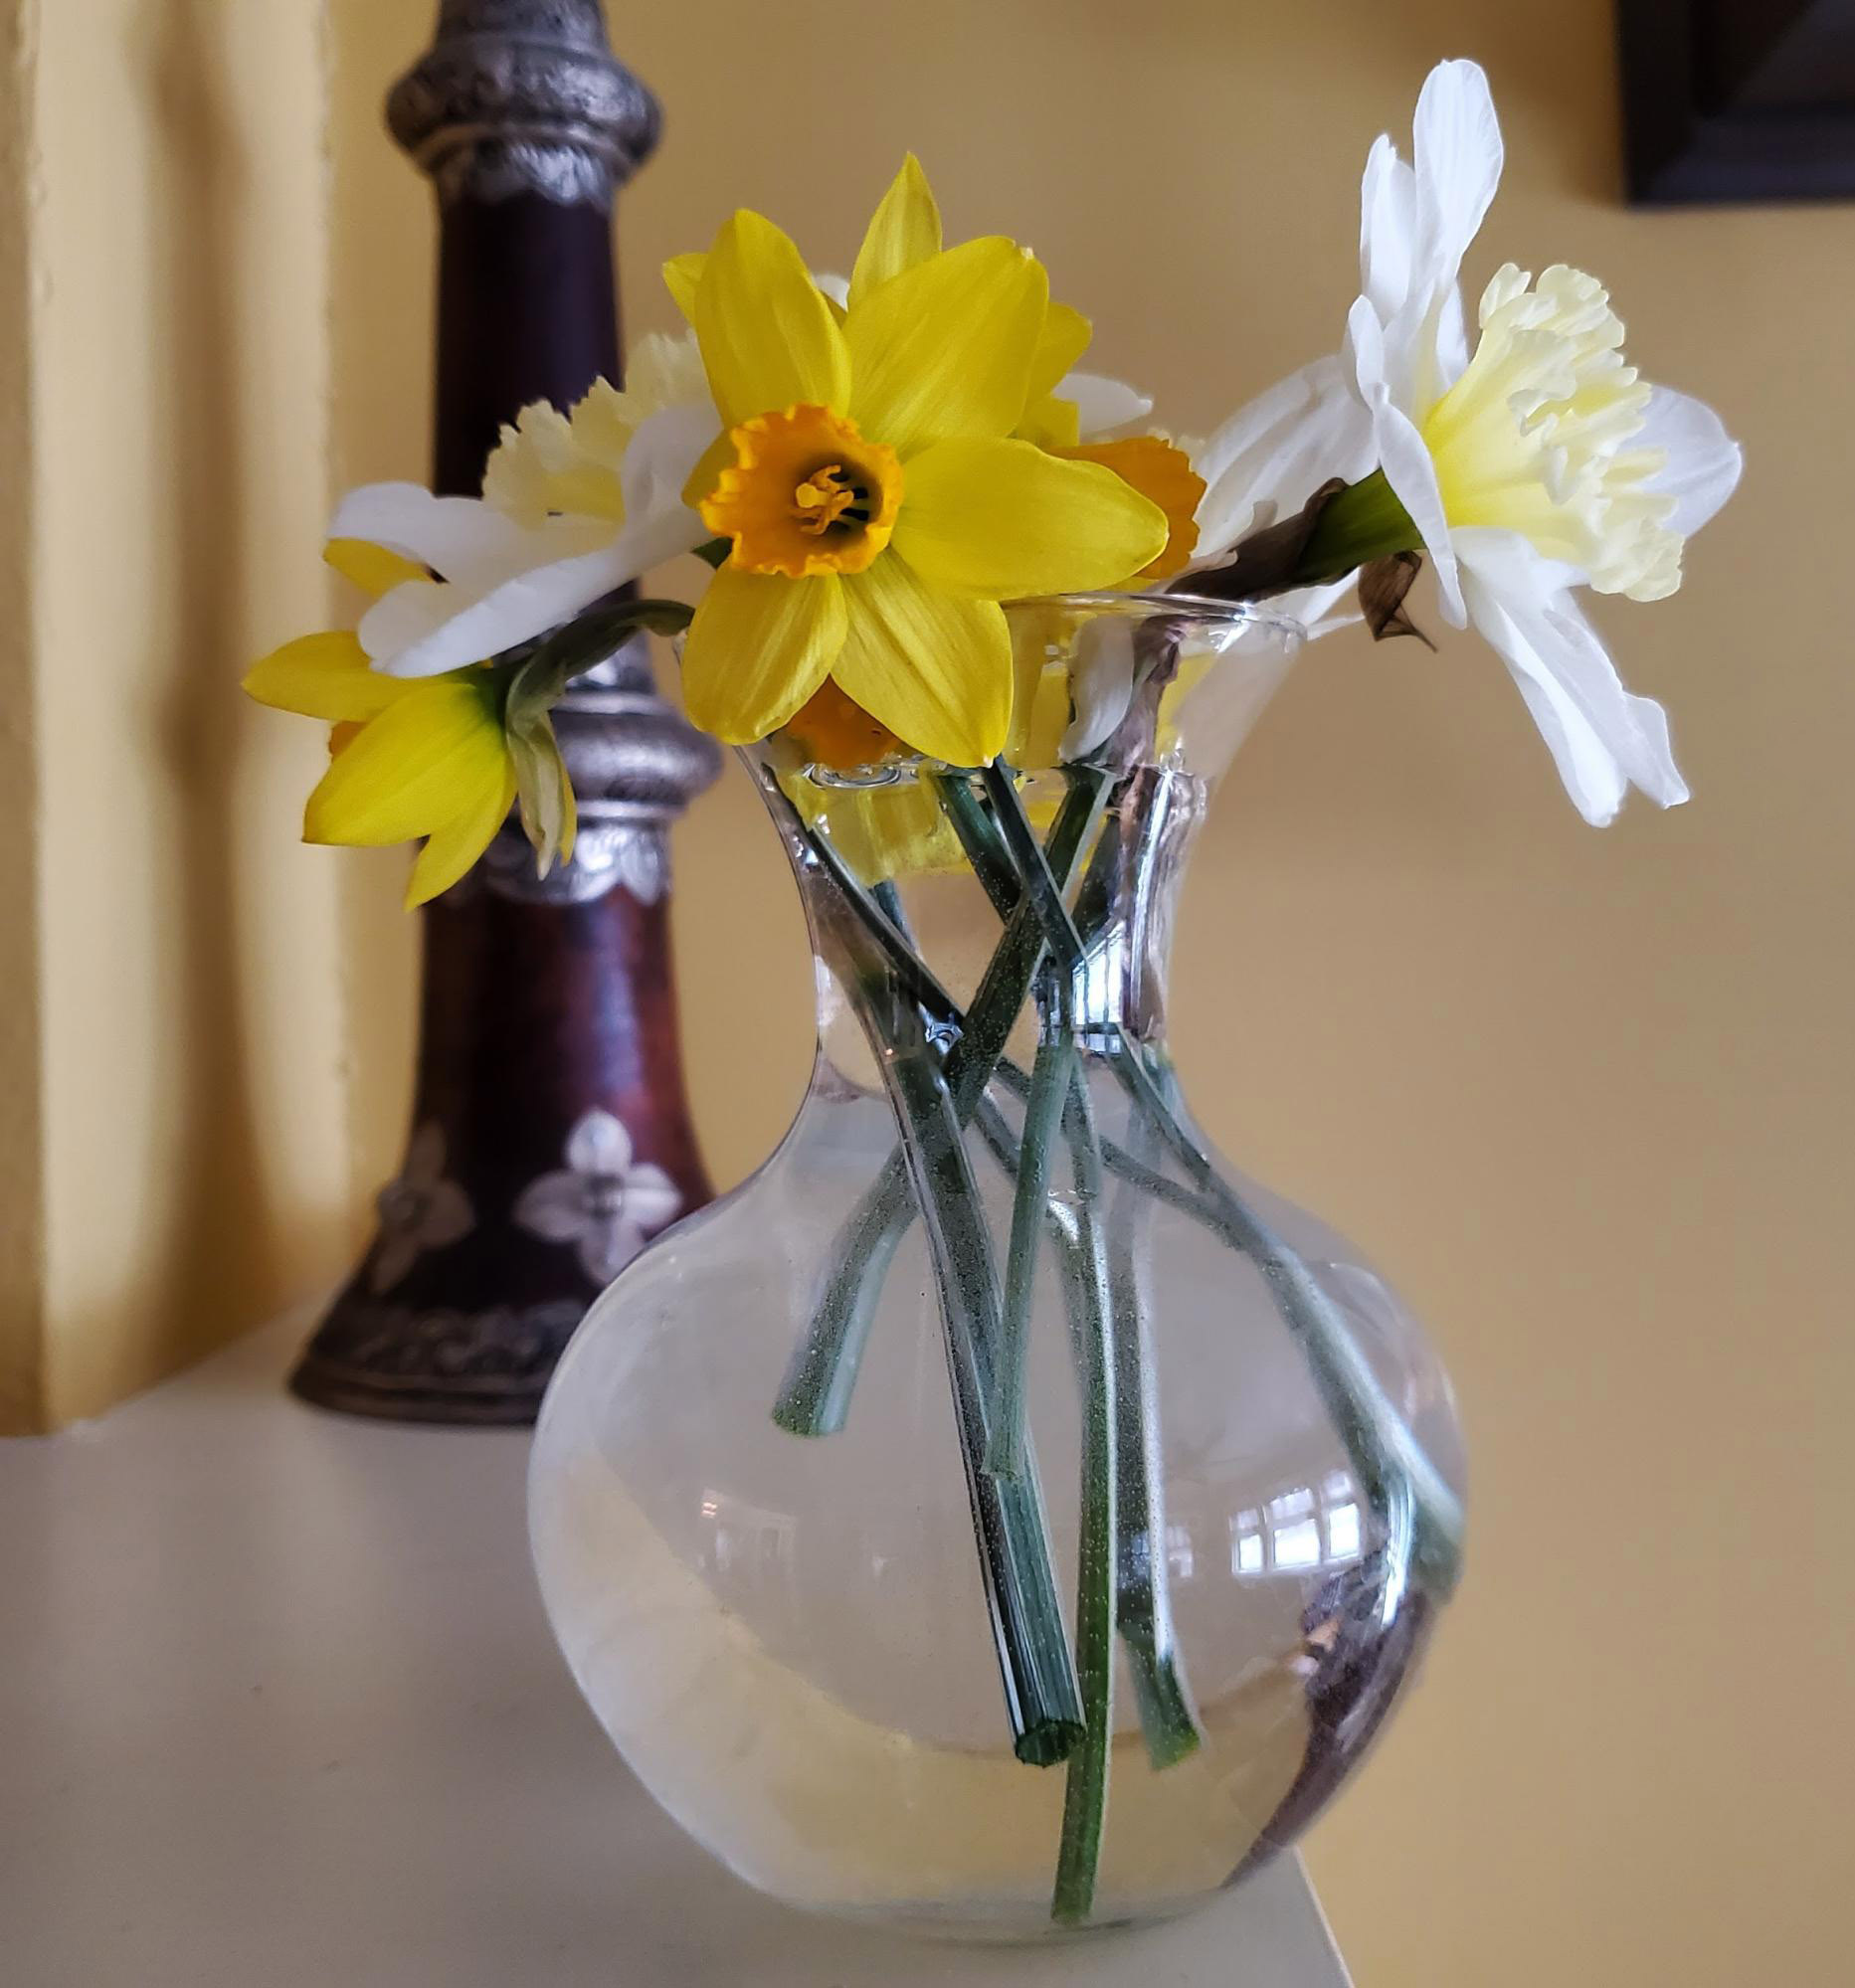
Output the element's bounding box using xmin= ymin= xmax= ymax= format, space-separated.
xmin=303 ymin=678 xmax=506 ymax=847
xmin=845 ymin=237 xmax=1047 ymax=457
xmin=808 ymin=777 xmax=966 ymax=886
xmin=405 ymin=765 xmax=516 ymax=907
xmin=831 ymin=554 xmax=1012 ymax=766
xmin=680 ymin=427 xmax=737 ymax=511
xmin=244 ymin=631 xmax=418 ymax=722
xmin=324 ymin=539 xmax=429 ymax=600
xmin=680 ymin=564 xmax=847 ymax=744
xmin=889 ymin=437 xmax=1168 ymax=599
xmin=1016 ymin=394 xmax=1082 ymax=451
xmin=1059 ymin=437 xmax=1205 ymax=579
xmin=1026 ymin=302 xmax=1091 ymax=406
xmin=694 ymin=211 xmax=850 ymax=429
xmin=663 ymin=251 xmax=706 ymax=323
xmin=848 ymin=154 xmax=943 ymax=308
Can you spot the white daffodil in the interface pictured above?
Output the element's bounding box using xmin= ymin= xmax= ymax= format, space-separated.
xmin=1336 ymin=58 xmax=1742 ymax=822
xmin=334 ymin=329 xmax=717 ymax=680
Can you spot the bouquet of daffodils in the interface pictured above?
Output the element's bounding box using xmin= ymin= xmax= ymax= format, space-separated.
xmin=251 ymin=61 xmax=1739 ymax=1922
xmin=249 ymin=59 xmax=1737 ymax=896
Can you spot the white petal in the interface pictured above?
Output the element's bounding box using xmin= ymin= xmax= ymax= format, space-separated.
xmin=1373 ymin=398 xmax=1463 ymax=626
xmin=1411 ymin=60 xmax=1503 ymax=296
xmin=329 ymin=484 xmax=524 ymax=579
xmin=1348 ymin=297 xmax=1465 ymax=626
xmin=1636 ymin=388 xmax=1744 ymax=539
xmin=1195 ymin=365 xmax=1326 ymax=495
xmin=512 ymin=1172 xmax=590 ymax=1244
xmin=1455 ymin=528 xmax=1689 ymax=822
xmin=1060 ymin=613 xmax=1140 ymax=761
xmin=620 ymin=1164 xmax=683 ymax=1234
xmin=621 ymin=402 xmax=717 ymax=523
xmin=1059 ymin=372 xmax=1153 ymax=439
xmin=566 ymin=1108 xmax=633 ymax=1176
xmin=1359 ymin=135 xmax=1416 ymax=323
xmin=362 ymin=540 xmax=631 ymax=677
xmin=813 ymin=271 xmax=851 ymax=307
xmin=1195 ymin=356 xmax=1375 ymax=559
xmin=607 ymin=500 xmax=713 ymax=584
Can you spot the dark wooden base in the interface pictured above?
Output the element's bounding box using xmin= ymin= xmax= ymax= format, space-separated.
xmin=287 ymin=1293 xmax=588 ymax=1425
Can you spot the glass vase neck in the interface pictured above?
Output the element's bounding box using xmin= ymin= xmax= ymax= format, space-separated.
xmin=743 ymin=592 xmax=1302 ymax=1072
xmin=750 ymin=759 xmax=1206 ymax=1070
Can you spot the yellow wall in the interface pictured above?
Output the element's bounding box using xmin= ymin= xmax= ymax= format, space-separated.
xmin=0 ymin=0 xmax=46 ymax=1430
xmin=0 ymin=0 xmax=357 ymax=1425
xmin=324 ymin=3 xmax=1844 ymax=1979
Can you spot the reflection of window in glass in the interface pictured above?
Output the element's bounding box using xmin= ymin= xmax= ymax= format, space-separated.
xmin=1165 ymin=1525 xmax=1195 ymax=1578
xmin=1230 ymin=1475 xmax=1367 ymax=1576
xmin=1273 ymin=1517 xmax=1322 ymax=1568
xmin=1230 ymin=1510 xmax=1265 ymax=1575
xmin=1327 ymin=1501 xmax=1361 ymax=1560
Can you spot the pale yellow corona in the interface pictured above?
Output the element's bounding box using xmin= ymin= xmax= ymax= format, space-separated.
xmin=1422 ymin=264 xmax=1680 ymax=601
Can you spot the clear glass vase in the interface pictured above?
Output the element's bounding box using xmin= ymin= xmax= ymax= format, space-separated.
xmin=528 ymin=595 xmax=1466 ymax=1942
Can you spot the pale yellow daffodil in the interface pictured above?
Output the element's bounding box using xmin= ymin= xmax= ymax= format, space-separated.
xmin=243 ymin=541 xmax=522 ymax=908
xmin=670 ymin=169 xmax=1168 ymax=765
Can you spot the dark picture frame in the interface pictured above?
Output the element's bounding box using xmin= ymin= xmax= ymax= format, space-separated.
xmin=1619 ymin=0 xmax=1855 ymax=204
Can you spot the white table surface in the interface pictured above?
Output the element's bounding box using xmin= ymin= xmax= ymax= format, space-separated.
xmin=0 ymin=1313 xmax=1351 ymax=1987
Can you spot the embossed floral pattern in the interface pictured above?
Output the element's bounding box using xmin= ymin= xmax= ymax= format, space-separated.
xmin=513 ymin=1108 xmax=682 ymax=1286
xmin=369 ymin=1121 xmax=474 ymax=1294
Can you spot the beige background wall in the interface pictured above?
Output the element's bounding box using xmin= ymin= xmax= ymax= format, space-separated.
xmin=0 ymin=0 xmax=1842 ymax=1978
xmin=0 ymin=0 xmax=357 ymax=1426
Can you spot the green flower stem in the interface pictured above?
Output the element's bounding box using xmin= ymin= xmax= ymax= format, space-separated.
xmin=929 ymin=773 xmax=1021 ymax=918
xmin=876 ymin=994 xmax=1085 ymax=1766
xmin=1050 ymin=1062 xmax=1118 ymax=1927
xmin=985 ymin=1023 xmax=1075 ymax=1481
xmin=1296 ymin=467 xmax=1424 ymax=583
xmin=1110 ymin=1042 xmax=1464 ymax=1600
xmin=978 ymin=763 xmax=1086 ymax=978
xmin=770 ymin=1175 xmax=912 ymax=1437
xmin=771 ymin=770 xmax=1108 ymax=1437
xmin=977 ymin=779 xmax=1203 ymax=1770
xmin=776 ymin=798 xmax=1085 ymax=1768
xmin=1105 ymin=1109 xmax=1202 ymax=1770
xmin=797 ymin=808 xmax=964 ymax=1031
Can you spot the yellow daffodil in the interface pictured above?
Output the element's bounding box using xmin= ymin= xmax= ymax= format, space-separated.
xmin=672 ymin=176 xmax=1168 ymax=766
xmin=243 ymin=542 xmax=521 ymax=907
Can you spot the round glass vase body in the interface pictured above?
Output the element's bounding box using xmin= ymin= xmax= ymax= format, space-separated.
xmin=529 ymin=596 xmax=1466 ymax=1942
